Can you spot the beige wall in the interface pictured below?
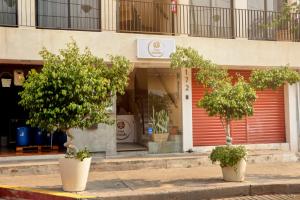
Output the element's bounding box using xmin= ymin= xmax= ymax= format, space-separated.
xmin=1 ymin=28 xmax=300 ymax=68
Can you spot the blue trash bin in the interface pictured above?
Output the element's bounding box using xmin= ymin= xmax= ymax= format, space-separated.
xmin=34 ymin=128 xmax=43 ymax=145
xmin=58 ymin=132 xmax=67 ymax=147
xmin=43 ymin=132 xmax=51 ymax=146
xmin=16 ymin=127 xmax=30 ymax=146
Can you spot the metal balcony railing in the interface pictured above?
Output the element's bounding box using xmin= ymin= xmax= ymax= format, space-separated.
xmin=0 ymin=0 xmax=300 ymax=42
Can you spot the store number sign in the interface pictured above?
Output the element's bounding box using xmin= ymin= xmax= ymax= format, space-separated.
xmin=185 ymin=69 xmax=190 ymax=100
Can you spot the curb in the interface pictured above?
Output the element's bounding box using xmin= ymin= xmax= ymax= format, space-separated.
xmin=0 ymin=185 xmax=96 ymax=200
xmin=1 ymin=183 xmax=300 ymax=200
xmin=97 ymin=184 xmax=300 ymax=200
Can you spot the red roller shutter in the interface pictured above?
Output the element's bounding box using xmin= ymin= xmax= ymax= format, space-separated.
xmin=192 ymin=69 xmax=286 ymax=146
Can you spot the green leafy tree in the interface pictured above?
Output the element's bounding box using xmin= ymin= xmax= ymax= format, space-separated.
xmin=19 ymin=41 xmax=132 ymax=155
xmin=171 ymin=47 xmax=300 ymax=145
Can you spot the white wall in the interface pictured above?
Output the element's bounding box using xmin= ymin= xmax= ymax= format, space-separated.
xmin=1 ymin=28 xmax=300 ymax=68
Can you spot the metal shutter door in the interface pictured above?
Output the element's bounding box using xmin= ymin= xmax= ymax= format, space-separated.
xmin=192 ymin=69 xmax=285 ymax=146
xmin=248 ymin=87 xmax=286 ymax=143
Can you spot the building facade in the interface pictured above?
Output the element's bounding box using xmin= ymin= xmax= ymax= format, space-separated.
xmin=0 ymin=0 xmax=300 ymax=156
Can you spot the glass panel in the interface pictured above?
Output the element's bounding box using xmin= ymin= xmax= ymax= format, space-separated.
xmin=248 ymin=0 xmax=265 ymax=10
xmin=190 ymin=0 xmax=233 ymax=38
xmin=37 ymin=0 xmax=100 ymax=30
xmin=248 ymin=0 xmax=282 ymax=41
xmin=190 ymin=0 xmax=211 ymax=37
xmin=0 ymin=0 xmax=17 ymax=26
xmin=70 ymin=0 xmax=100 ymax=30
xmin=147 ymin=68 xmax=182 ymax=153
xmin=248 ymin=0 xmax=266 ymax=40
xmin=37 ymin=0 xmax=69 ymax=29
xmin=212 ymin=0 xmax=231 ymax=8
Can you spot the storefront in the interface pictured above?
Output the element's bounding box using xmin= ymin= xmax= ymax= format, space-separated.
xmin=0 ymin=64 xmax=66 ymax=156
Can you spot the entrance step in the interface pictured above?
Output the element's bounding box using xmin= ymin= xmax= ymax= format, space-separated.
xmin=0 ymin=149 xmax=298 ymax=176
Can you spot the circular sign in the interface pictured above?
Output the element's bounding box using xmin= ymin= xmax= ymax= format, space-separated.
xmin=116 ymin=119 xmax=132 ymax=141
xmin=148 ymin=40 xmax=164 ymax=57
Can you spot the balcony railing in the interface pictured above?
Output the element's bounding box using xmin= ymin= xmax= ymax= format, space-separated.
xmin=0 ymin=0 xmax=300 ymax=42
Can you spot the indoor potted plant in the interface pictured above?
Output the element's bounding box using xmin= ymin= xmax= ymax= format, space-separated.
xmin=19 ymin=41 xmax=132 ymax=191
xmin=150 ymin=107 xmax=170 ymax=143
xmin=171 ymin=47 xmax=300 ymax=182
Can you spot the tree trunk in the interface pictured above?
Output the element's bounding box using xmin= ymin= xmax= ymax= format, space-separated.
xmin=225 ymin=119 xmax=232 ymax=145
xmin=64 ymin=129 xmax=78 ymax=157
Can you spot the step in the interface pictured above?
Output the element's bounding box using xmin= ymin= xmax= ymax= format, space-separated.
xmin=0 ymin=150 xmax=298 ymax=176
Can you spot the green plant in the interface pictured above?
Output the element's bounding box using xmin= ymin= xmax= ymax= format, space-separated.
xmin=19 ymin=41 xmax=132 ymax=159
xmin=74 ymin=147 xmax=91 ymax=161
xmin=171 ymin=47 xmax=300 ymax=145
xmin=150 ymin=107 xmax=169 ymax=134
xmin=250 ymin=67 xmax=300 ymax=90
xmin=210 ymin=146 xmax=247 ymax=168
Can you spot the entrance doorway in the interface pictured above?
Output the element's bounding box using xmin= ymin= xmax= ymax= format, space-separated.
xmin=116 ymin=68 xmax=183 ymax=153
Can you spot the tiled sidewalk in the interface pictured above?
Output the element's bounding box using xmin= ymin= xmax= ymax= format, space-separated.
xmin=0 ymin=162 xmax=300 ymax=199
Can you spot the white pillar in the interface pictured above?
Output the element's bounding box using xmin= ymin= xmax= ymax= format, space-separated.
xmin=285 ymin=84 xmax=299 ymax=152
xmin=181 ymin=68 xmax=193 ymax=151
xmin=101 ymin=0 xmax=117 ymax=31
xmin=18 ymin=0 xmax=35 ymax=28
xmin=178 ymin=0 xmax=190 ymax=36
xmin=234 ymin=0 xmax=248 ymax=39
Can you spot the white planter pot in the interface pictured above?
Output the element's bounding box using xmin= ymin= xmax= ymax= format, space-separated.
xmin=221 ymin=159 xmax=246 ymax=182
xmin=59 ymin=157 xmax=92 ymax=192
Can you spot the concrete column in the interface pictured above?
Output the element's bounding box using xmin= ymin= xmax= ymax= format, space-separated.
xmin=18 ymin=0 xmax=35 ymax=28
xmin=181 ymin=68 xmax=193 ymax=151
xmin=285 ymin=84 xmax=299 ymax=152
xmin=178 ymin=0 xmax=190 ymax=36
xmin=234 ymin=0 xmax=248 ymax=39
xmin=101 ymin=0 xmax=117 ymax=31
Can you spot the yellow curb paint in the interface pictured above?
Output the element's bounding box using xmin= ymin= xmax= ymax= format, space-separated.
xmin=0 ymin=185 xmax=96 ymax=199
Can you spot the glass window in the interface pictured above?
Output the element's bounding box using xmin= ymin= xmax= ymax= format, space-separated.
xmin=247 ymin=0 xmax=284 ymax=11
xmin=0 ymin=0 xmax=17 ymax=26
xmin=247 ymin=0 xmax=285 ymax=40
xmin=37 ymin=0 xmax=100 ymax=31
xmin=190 ymin=0 xmax=233 ymax=38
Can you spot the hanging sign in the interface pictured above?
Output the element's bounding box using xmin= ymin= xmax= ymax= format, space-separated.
xmin=137 ymin=38 xmax=176 ymax=59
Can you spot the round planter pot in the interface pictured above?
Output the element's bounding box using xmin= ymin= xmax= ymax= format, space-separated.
xmin=59 ymin=157 xmax=92 ymax=192
xmin=221 ymin=159 xmax=246 ymax=182
xmin=152 ymin=133 xmax=169 ymax=143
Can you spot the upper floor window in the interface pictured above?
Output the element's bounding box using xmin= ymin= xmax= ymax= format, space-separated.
xmin=118 ymin=0 xmax=174 ymax=34
xmin=190 ymin=0 xmax=233 ymax=38
xmin=36 ymin=0 xmax=101 ymax=31
xmin=247 ymin=0 xmax=286 ymax=40
xmin=248 ymin=0 xmax=285 ymax=12
xmin=0 ymin=0 xmax=17 ymax=26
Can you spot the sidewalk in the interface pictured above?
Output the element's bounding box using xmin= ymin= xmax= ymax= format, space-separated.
xmin=0 ymin=162 xmax=300 ymax=199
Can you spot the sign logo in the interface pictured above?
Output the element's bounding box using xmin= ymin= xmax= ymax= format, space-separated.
xmin=148 ymin=40 xmax=164 ymax=57
xmin=117 ymin=119 xmax=132 ymax=140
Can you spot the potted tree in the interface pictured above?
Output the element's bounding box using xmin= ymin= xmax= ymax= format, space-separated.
xmin=171 ymin=47 xmax=300 ymax=182
xmin=19 ymin=41 xmax=132 ymax=191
